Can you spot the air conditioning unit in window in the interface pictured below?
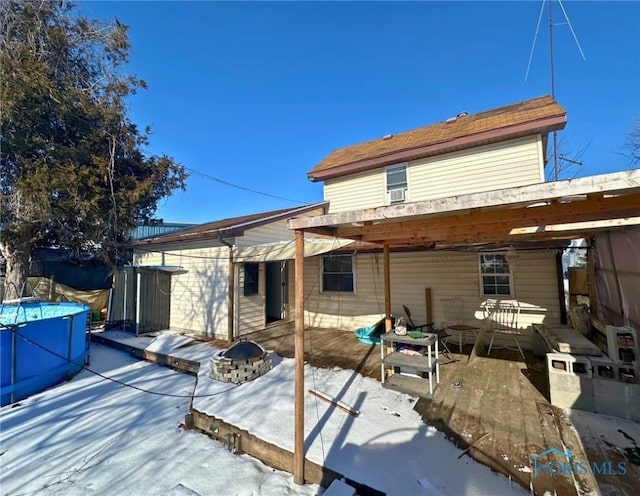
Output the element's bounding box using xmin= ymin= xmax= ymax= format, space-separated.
xmin=389 ymin=188 xmax=406 ymax=203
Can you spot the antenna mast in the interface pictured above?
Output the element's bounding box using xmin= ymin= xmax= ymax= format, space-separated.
xmin=549 ymin=0 xmax=558 ymax=180
xmin=525 ymin=0 xmax=586 ymax=181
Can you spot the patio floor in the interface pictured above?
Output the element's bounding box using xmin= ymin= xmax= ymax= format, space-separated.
xmin=233 ymin=325 xmax=638 ymax=496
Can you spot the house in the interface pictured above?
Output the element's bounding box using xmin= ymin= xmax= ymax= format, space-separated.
xmin=296 ymin=95 xmax=572 ymax=348
xmin=288 ymin=96 xmax=640 ymax=482
xmin=127 ymin=203 xmax=334 ymax=338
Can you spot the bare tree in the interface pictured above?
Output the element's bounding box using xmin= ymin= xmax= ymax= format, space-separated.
xmin=624 ymin=118 xmax=640 ymax=167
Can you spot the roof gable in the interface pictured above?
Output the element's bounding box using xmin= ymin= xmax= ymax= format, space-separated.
xmin=308 ymin=95 xmax=566 ymax=181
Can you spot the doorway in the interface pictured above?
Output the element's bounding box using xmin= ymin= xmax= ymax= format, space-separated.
xmin=265 ymin=261 xmax=287 ymax=324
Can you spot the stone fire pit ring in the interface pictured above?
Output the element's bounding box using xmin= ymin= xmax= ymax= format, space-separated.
xmin=209 ymin=339 xmax=272 ymax=384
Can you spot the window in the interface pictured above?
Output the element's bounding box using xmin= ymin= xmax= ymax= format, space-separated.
xmin=244 ymin=263 xmax=259 ymax=296
xmin=479 ymin=253 xmax=512 ymax=296
xmin=386 ymin=165 xmax=408 ymax=204
xmin=322 ymin=255 xmax=354 ymax=293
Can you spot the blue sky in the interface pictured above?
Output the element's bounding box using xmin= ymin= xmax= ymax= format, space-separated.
xmin=83 ymin=1 xmax=640 ymax=223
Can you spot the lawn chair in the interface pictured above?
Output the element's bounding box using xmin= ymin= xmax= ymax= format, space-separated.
xmin=403 ymin=305 xmax=453 ymax=360
xmin=485 ymin=300 xmax=524 ymax=359
xmin=441 ymin=298 xmax=480 ymax=353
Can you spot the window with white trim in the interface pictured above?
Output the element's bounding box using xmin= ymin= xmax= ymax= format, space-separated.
xmin=386 ymin=165 xmax=408 ymax=204
xmin=479 ymin=253 xmax=512 ymax=296
xmin=322 ymin=254 xmax=354 ymax=293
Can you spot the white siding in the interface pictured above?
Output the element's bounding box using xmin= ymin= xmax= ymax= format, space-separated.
xmin=410 ymin=135 xmax=544 ymax=200
xmin=238 ymin=207 xmax=326 ymax=246
xmin=324 ymin=170 xmax=385 ymax=213
xmin=303 ymin=249 xmax=560 ymax=350
xmin=237 ymin=262 xmax=265 ymax=335
xmin=130 ymin=208 xmax=324 ymax=338
xmin=303 ymin=253 xmax=388 ymax=330
xmin=134 ymin=243 xmax=230 ymax=338
xmin=323 ymin=135 xmax=544 ymax=213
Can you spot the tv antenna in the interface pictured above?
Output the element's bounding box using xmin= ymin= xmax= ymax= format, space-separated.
xmin=525 ymin=0 xmax=586 ymax=181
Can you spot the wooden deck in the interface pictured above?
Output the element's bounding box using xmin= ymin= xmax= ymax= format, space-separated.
xmin=240 ymin=324 xmax=383 ymax=380
xmin=234 ymin=326 xmax=637 ymax=495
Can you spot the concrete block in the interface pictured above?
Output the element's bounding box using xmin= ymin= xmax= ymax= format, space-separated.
xmin=547 ymin=352 xmax=593 ymax=378
xmin=547 ymin=352 xmax=594 ymax=411
xmin=606 ymin=325 xmax=638 ymax=363
xmin=594 ymin=379 xmax=640 ymax=421
xmin=590 ymin=356 xmax=616 ymax=380
xmin=617 ymin=363 xmax=639 ymax=384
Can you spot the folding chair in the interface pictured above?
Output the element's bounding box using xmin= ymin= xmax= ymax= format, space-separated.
xmin=403 ymin=305 xmax=453 ymax=360
xmin=441 ymin=298 xmax=480 ymax=353
xmin=485 ymin=300 xmax=524 ymax=359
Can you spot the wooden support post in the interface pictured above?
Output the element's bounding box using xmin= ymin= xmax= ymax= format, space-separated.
xmin=425 ymin=287 xmax=432 ymax=324
xmin=555 ymin=251 xmax=567 ymax=325
xmin=294 ymin=230 xmax=305 ymax=485
xmin=228 ymin=248 xmax=235 ymax=343
xmin=384 ymin=243 xmax=391 ymax=331
xmin=383 ymin=243 xmax=392 ymax=381
xmin=588 ymin=239 xmax=597 ymax=319
xmin=135 ymin=270 xmax=141 ymax=336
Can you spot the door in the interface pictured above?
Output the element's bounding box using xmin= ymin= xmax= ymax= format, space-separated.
xmin=265 ymin=261 xmax=287 ymax=323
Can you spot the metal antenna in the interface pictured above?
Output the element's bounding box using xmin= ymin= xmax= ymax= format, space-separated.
xmin=558 ymin=0 xmax=587 ymax=62
xmin=525 ymin=0 xmax=586 ymax=181
xmin=524 ymin=1 xmax=546 ymax=83
xmin=549 ymin=0 xmax=558 ymax=180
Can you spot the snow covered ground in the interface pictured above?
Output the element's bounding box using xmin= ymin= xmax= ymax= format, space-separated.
xmin=14 ymin=328 xmax=610 ymax=495
xmin=0 ymin=344 xmax=319 ymax=496
xmin=192 ymin=356 xmax=527 ymax=496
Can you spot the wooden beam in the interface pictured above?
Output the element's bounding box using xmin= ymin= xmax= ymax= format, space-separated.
xmin=293 ymin=230 xmax=305 ymax=485
xmin=289 ymin=170 xmax=640 ymax=230
xmin=335 ymin=194 xmax=640 ymax=240
xmin=352 ymin=211 xmax=640 ymax=246
xmin=384 ymin=243 xmax=391 ymax=332
xmin=588 ymin=240 xmax=597 ymax=320
xmin=383 ymin=244 xmax=392 ymax=382
xmin=556 ymin=251 xmax=568 ymax=325
xmin=91 ymin=333 xmax=200 ymax=375
xmin=189 ymin=408 xmax=381 ymax=492
xmin=425 ymin=288 xmax=432 ymax=324
xmin=296 ymin=226 xmax=339 ymax=238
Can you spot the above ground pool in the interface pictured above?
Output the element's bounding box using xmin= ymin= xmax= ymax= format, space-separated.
xmin=1 ymin=301 xmax=90 ymax=407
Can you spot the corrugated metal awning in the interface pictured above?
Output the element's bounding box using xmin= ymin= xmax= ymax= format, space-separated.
xmin=233 ymin=238 xmax=354 ymax=263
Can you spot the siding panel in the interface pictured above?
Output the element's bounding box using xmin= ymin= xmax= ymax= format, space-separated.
xmin=303 ymin=249 xmax=560 ymax=349
xmin=134 ymin=246 xmax=230 ymax=338
xmin=324 ymin=135 xmax=544 ymax=213
xmin=410 ymin=135 xmax=544 ymax=200
xmin=324 ymin=171 xmax=385 ymax=213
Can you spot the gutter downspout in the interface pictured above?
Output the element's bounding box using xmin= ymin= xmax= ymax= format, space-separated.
xmin=219 ymin=234 xmax=235 ymax=344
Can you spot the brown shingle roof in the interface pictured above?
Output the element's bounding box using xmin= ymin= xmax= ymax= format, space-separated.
xmin=308 ymin=95 xmax=566 ymax=181
xmin=132 ymin=202 xmax=327 ymax=246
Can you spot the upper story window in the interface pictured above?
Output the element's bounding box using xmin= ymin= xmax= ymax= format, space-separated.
xmin=386 ymin=165 xmax=408 ymax=204
xmin=479 ymin=253 xmax=513 ymax=296
xmin=244 ymin=263 xmax=259 ymax=296
xmin=322 ymin=254 xmax=354 ymax=293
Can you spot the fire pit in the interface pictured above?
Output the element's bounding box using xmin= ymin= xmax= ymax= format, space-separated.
xmin=209 ymin=339 xmax=272 ymax=384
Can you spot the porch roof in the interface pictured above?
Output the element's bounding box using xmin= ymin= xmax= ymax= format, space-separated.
xmin=289 ymin=170 xmax=640 ymax=248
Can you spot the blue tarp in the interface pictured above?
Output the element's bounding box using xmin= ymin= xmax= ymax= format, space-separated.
xmin=354 ymin=317 xmax=392 ymax=345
